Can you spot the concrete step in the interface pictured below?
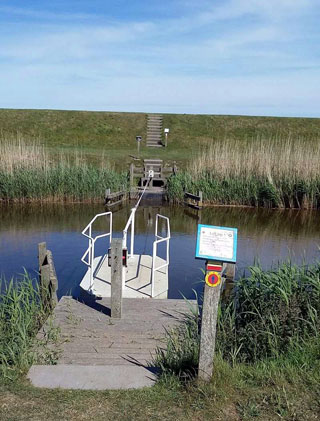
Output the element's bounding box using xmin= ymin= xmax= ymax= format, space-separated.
xmin=28 ymin=365 xmax=156 ymax=390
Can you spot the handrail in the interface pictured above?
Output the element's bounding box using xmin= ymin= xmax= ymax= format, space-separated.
xmin=81 ymin=212 xmax=112 ymax=293
xmin=122 ymin=174 xmax=152 ymax=258
xmin=151 ymin=214 xmax=171 ymax=297
xmin=122 ymin=208 xmax=136 ymax=258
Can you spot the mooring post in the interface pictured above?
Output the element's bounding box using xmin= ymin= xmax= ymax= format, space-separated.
xmin=110 ymin=238 xmax=123 ymax=319
xmin=198 ymin=261 xmax=223 ymax=382
xmin=198 ymin=191 xmax=203 ymax=208
xmin=38 ymin=241 xmax=47 ymax=269
xmin=38 ymin=242 xmax=58 ymax=310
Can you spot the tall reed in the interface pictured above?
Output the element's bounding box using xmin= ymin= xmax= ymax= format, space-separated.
xmin=154 ymin=261 xmax=320 ymax=381
xmin=0 ymin=136 xmax=127 ymax=201
xmin=218 ymin=261 xmax=320 ymax=363
xmin=168 ymin=137 xmax=320 ymax=208
xmin=0 ymin=271 xmax=48 ymax=378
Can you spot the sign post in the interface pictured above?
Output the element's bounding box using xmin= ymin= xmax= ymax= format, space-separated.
xmin=136 ymin=136 xmax=142 ymax=155
xmin=164 ymin=128 xmax=169 ymax=147
xmin=196 ymin=224 xmax=237 ymax=382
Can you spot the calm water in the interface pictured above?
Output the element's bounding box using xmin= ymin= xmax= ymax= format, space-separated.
xmin=0 ymin=200 xmax=320 ymax=299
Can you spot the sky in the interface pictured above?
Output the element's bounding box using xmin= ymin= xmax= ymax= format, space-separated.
xmin=0 ymin=0 xmax=319 ymax=116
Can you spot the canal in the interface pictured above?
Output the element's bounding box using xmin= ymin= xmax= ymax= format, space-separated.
xmin=0 ymin=201 xmax=319 ymax=299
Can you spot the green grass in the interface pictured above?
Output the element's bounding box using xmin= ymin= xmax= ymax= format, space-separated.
xmin=1 ymin=109 xmax=320 ymax=204
xmin=0 ymin=339 xmax=319 ymax=420
xmin=1 ymin=263 xmax=320 ymax=419
xmin=1 ymin=109 xmax=320 ymax=169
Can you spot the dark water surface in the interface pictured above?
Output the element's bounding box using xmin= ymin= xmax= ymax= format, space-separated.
xmin=1 ymin=200 xmax=320 ymax=299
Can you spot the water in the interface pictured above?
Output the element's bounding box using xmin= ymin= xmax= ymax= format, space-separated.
xmin=0 ymin=201 xmax=320 ymax=299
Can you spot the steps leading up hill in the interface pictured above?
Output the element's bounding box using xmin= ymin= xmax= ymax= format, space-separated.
xmin=146 ymin=114 xmax=163 ymax=147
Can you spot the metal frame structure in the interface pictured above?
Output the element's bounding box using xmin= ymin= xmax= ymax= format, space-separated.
xmin=151 ymin=214 xmax=171 ymax=297
xmin=81 ymin=212 xmax=112 ymax=293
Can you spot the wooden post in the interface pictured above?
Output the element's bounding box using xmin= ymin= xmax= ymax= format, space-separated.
xmin=110 ymin=238 xmax=123 ymax=319
xmin=198 ymin=191 xmax=203 ymax=208
xmin=38 ymin=242 xmax=47 ymax=269
xmin=38 ymin=242 xmax=58 ymax=310
xmin=47 ymin=250 xmax=58 ymax=307
xmin=198 ymin=262 xmax=223 ymax=382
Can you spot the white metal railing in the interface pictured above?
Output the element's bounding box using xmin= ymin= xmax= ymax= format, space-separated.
xmin=151 ymin=214 xmax=171 ymax=297
xmin=122 ymin=207 xmax=136 ymax=258
xmin=81 ymin=212 xmax=112 ymax=293
xmin=122 ymin=172 xmax=153 ymax=259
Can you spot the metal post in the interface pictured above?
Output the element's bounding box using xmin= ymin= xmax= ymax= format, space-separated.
xmin=89 ymin=239 xmax=95 ymax=293
xmin=151 ymin=242 xmax=156 ymax=297
xmin=130 ymin=208 xmax=136 ymax=258
xmin=110 ymin=238 xmax=123 ymax=319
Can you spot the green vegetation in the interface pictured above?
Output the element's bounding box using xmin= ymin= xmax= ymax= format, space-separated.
xmin=218 ymin=261 xmax=320 ymax=362
xmin=0 ymin=137 xmax=127 ymax=201
xmin=1 ymin=262 xmax=320 ymax=419
xmin=154 ymin=261 xmax=320 ymax=376
xmin=1 ymin=109 xmax=320 ymax=204
xmin=0 ymin=272 xmax=50 ymax=379
xmin=168 ymin=137 xmax=320 ymax=208
xmin=1 ymin=108 xmax=320 ymax=169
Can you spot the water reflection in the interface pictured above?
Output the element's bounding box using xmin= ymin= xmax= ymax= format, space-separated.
xmin=0 ymin=202 xmax=319 ymax=299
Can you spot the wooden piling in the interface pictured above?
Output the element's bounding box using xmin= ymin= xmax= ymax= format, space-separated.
xmin=198 ymin=276 xmax=223 ymax=382
xmin=38 ymin=242 xmax=58 ymax=310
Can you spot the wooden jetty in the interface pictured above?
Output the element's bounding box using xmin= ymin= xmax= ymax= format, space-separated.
xmin=183 ymin=191 xmax=203 ymax=210
xmin=28 ymin=296 xmax=196 ymax=390
xmin=130 ymin=159 xmax=177 ymax=196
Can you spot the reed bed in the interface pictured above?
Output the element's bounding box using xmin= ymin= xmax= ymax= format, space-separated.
xmin=168 ymin=137 xmax=320 ymax=208
xmin=218 ymin=261 xmax=320 ymax=363
xmin=0 ymin=272 xmax=48 ymax=378
xmin=155 ymin=261 xmax=320 ymax=380
xmin=0 ymin=137 xmax=127 ymax=201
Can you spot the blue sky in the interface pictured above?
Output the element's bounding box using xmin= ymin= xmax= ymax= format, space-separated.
xmin=0 ymin=0 xmax=319 ymax=116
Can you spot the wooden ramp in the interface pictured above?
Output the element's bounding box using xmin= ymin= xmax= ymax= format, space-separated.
xmin=28 ymin=296 xmax=196 ymax=390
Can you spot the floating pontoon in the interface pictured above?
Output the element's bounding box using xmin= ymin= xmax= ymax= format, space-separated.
xmin=80 ymin=175 xmax=170 ymax=299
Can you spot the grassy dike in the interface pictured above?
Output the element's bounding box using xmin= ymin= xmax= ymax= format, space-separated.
xmin=1 ymin=109 xmax=320 ymax=206
xmin=1 ymin=262 xmax=319 ymax=420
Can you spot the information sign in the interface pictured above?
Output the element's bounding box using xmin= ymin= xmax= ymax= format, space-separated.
xmin=196 ymin=224 xmax=237 ymax=263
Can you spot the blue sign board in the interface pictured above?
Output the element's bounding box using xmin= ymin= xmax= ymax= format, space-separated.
xmin=196 ymin=224 xmax=237 ymax=262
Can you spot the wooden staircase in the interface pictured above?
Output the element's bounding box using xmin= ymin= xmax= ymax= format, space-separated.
xmin=146 ymin=114 xmax=163 ymax=147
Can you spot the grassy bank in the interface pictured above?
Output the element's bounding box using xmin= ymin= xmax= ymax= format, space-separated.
xmin=1 ymin=262 xmax=319 ymax=420
xmin=0 ymin=137 xmax=127 ymax=201
xmin=1 ymin=109 xmax=320 ymax=169
xmin=168 ymin=137 xmax=320 ymax=208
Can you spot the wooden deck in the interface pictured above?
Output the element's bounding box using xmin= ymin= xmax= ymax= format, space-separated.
xmin=28 ymin=296 xmax=197 ymax=389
